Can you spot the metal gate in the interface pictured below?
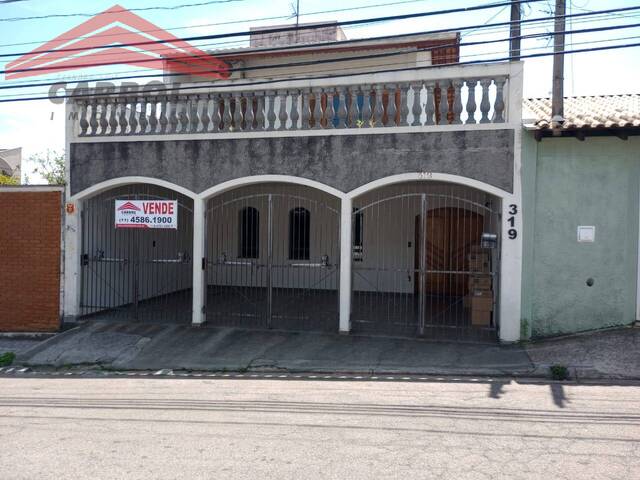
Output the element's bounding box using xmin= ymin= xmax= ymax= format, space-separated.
xmin=351 ymin=184 xmax=500 ymax=342
xmin=79 ymin=185 xmax=194 ymax=323
xmin=205 ymin=187 xmax=340 ymax=332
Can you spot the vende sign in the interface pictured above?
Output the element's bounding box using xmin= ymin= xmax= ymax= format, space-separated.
xmin=115 ymin=200 xmax=177 ymax=229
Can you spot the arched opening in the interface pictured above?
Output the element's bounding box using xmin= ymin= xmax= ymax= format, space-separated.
xmin=351 ymin=181 xmax=501 ymax=341
xmin=79 ymin=184 xmax=194 ymax=323
xmin=205 ymin=183 xmax=340 ymax=332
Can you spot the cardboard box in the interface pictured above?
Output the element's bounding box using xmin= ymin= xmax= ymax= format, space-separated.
xmin=466 ymin=290 xmax=493 ymax=312
xmin=471 ymin=309 xmax=492 ymax=326
xmin=471 ymin=296 xmax=493 ymax=311
xmin=468 ymin=258 xmax=490 ymax=272
xmin=468 ymin=275 xmax=492 ymax=290
xmin=468 ymin=252 xmax=489 ymax=262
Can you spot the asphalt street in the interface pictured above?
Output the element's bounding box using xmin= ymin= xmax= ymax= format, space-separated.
xmin=0 ymin=376 xmax=639 ymax=479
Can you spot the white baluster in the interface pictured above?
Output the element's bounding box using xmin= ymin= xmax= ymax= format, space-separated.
xmin=277 ymin=90 xmax=288 ymax=131
xmin=385 ymin=84 xmax=397 ymax=127
xmin=399 ymin=83 xmax=410 ymax=127
xmin=479 ymin=79 xmax=491 ymax=124
xmin=289 ymin=90 xmax=299 ymax=130
xmin=411 ymin=83 xmax=422 ymax=126
xmin=452 ymin=80 xmax=463 ymax=125
xmin=361 ymin=85 xmax=372 ymax=128
xmin=493 ymin=77 xmax=506 ymax=123
xmin=465 ymin=80 xmax=478 ymax=124
xmin=425 ymin=82 xmax=435 ymax=126
xmin=372 ymin=85 xmax=385 ymax=127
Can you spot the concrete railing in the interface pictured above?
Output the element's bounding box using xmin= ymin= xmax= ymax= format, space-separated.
xmin=70 ymin=63 xmax=519 ymax=138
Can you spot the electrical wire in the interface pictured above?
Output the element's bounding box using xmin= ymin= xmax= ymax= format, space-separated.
xmin=0 ymin=0 xmax=439 ymax=49
xmin=1 ymin=18 xmax=637 ymax=89
xmin=3 ymin=3 xmax=633 ymax=87
xmin=1 ymin=39 xmax=638 ymax=103
xmin=0 ymin=0 xmax=550 ymax=59
xmin=0 ymin=0 xmax=247 ymax=23
xmin=7 ymin=30 xmax=640 ymax=99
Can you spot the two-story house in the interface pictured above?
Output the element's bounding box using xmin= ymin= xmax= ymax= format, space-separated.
xmin=62 ymin=23 xmax=523 ymax=343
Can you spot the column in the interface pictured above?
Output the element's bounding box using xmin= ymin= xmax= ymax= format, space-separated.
xmin=63 ymin=197 xmax=82 ymax=323
xmin=192 ymin=197 xmax=206 ymax=325
xmin=339 ymin=197 xmax=353 ymax=334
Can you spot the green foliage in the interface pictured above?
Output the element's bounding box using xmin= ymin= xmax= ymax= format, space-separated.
xmin=0 ymin=352 xmax=16 ymax=367
xmin=0 ymin=174 xmax=18 ymax=185
xmin=31 ymin=149 xmax=65 ymax=185
xmin=550 ymin=364 xmax=570 ymax=381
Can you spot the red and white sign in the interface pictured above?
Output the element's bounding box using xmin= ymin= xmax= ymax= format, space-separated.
xmin=115 ymin=200 xmax=177 ymax=229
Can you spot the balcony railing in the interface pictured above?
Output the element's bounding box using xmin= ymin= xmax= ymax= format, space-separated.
xmin=70 ymin=63 xmax=519 ymax=138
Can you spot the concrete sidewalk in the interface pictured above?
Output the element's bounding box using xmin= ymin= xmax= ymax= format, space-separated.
xmin=7 ymin=321 xmax=640 ymax=378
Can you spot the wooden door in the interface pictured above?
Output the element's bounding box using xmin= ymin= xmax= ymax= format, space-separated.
xmin=415 ymin=207 xmax=484 ymax=296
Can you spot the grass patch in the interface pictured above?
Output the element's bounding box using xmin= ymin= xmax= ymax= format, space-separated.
xmin=0 ymin=352 xmax=16 ymax=367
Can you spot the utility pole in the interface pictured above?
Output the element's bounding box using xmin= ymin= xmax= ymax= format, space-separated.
xmin=551 ymin=0 xmax=566 ymax=126
xmin=509 ymin=0 xmax=521 ymax=60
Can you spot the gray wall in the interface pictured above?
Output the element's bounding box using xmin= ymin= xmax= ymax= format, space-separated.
xmin=521 ymin=133 xmax=640 ymax=339
xmin=70 ymin=130 xmax=514 ymax=195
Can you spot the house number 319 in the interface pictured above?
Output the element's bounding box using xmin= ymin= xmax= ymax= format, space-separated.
xmin=507 ymin=204 xmax=518 ymax=239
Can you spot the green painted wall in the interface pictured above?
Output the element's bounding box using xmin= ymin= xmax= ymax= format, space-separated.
xmin=521 ymin=133 xmax=640 ymax=339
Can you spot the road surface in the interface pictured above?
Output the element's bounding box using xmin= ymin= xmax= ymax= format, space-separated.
xmin=0 ymin=376 xmax=639 ymax=479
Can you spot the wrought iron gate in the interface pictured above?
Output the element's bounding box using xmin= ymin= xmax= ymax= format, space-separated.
xmin=79 ymin=186 xmax=194 ymax=323
xmin=205 ymin=189 xmax=340 ymax=332
xmin=351 ymin=186 xmax=501 ymax=342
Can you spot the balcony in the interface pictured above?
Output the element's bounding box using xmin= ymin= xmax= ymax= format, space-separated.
xmin=69 ymin=63 xmax=521 ymax=139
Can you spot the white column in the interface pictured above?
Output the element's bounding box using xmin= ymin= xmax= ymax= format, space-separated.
xmin=499 ymin=127 xmax=524 ymax=343
xmin=192 ymin=197 xmax=206 ymax=325
xmin=63 ymin=198 xmax=82 ymax=321
xmin=339 ymin=197 xmax=352 ymax=333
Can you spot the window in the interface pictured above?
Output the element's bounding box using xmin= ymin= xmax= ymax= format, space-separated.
xmin=239 ymin=207 xmax=259 ymax=258
xmin=288 ymin=207 xmax=310 ymax=260
xmin=353 ymin=207 xmax=363 ymax=261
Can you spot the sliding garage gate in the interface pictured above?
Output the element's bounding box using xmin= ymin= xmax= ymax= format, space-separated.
xmin=205 ymin=184 xmax=340 ymax=332
xmin=79 ymin=185 xmax=194 ymax=323
xmin=351 ymin=182 xmax=501 ymax=342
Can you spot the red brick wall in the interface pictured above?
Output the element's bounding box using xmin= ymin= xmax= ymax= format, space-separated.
xmin=0 ymin=190 xmax=62 ymax=332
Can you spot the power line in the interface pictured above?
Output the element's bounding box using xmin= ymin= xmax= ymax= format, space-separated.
xmin=2 ymin=3 xmax=631 ymax=85
xmin=3 ymin=1 xmax=635 ymax=77
xmin=1 ymin=0 xmax=549 ymax=59
xmin=0 ymin=0 xmax=437 ymax=50
xmin=0 ymin=0 xmax=246 ymax=23
xmin=3 ymin=3 xmax=634 ymax=82
xmin=6 ymin=30 xmax=639 ymax=99
xmin=2 ymin=9 xmax=638 ymax=81
xmin=2 ymin=38 xmax=639 ymax=103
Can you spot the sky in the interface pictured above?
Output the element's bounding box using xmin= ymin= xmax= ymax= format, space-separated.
xmin=0 ymin=0 xmax=638 ymax=183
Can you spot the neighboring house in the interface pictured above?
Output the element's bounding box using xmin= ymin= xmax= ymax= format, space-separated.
xmin=521 ymin=94 xmax=640 ymax=338
xmin=0 ymin=147 xmax=22 ymax=182
xmin=62 ymin=23 xmax=523 ymax=343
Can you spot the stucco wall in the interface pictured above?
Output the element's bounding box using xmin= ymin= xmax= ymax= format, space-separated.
xmin=521 ymin=133 xmax=640 ymax=338
xmin=69 ymin=129 xmax=514 ymax=196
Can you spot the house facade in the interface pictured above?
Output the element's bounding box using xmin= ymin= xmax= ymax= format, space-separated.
xmin=521 ymin=95 xmax=640 ymax=338
xmin=62 ymin=26 xmax=525 ymax=343
xmin=0 ymin=147 xmax=22 ymax=182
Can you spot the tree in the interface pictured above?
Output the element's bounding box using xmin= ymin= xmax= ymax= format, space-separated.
xmin=31 ymin=150 xmax=65 ymax=185
xmin=0 ymin=173 xmax=18 ymax=185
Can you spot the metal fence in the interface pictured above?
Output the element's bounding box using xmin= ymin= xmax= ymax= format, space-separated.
xmin=351 ymin=183 xmax=501 ymax=342
xmin=79 ymin=184 xmax=194 ymax=323
xmin=205 ymin=185 xmax=340 ymax=332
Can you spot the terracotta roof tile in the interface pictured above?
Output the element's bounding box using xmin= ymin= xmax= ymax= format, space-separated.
xmin=522 ymin=94 xmax=640 ymax=130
